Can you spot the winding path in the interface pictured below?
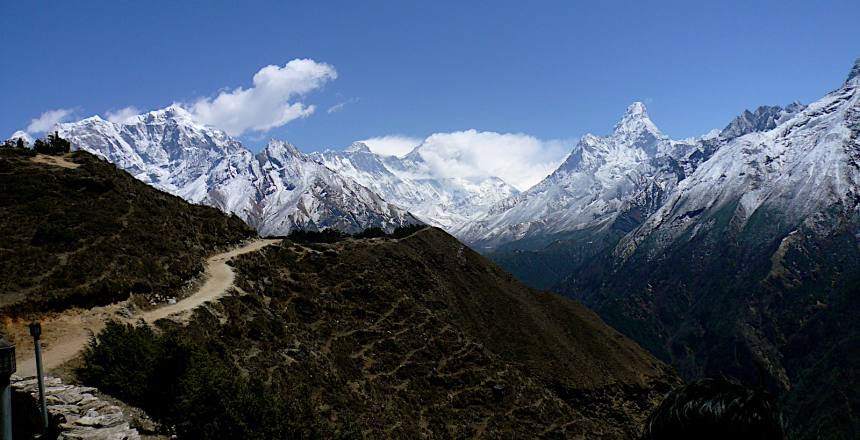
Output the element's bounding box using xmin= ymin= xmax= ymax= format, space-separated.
xmin=13 ymin=238 xmax=279 ymax=377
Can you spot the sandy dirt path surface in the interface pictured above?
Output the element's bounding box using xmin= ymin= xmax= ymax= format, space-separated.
xmin=10 ymin=238 xmax=280 ymax=377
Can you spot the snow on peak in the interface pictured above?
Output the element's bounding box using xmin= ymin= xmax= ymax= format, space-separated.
xmin=719 ymin=103 xmax=806 ymax=140
xmin=7 ymin=130 xmax=33 ymax=144
xmin=614 ymin=102 xmax=660 ymax=136
xmin=345 ymin=142 xmax=372 ymax=153
xmin=264 ymin=139 xmax=303 ymax=159
xmin=137 ymin=104 xmax=196 ymax=125
xmin=56 ymin=110 xmax=418 ymax=235
xmin=624 ymin=101 xmax=648 ymax=118
xmin=311 ymin=143 xmax=520 ymax=230
xmin=846 ymin=57 xmax=860 ymax=85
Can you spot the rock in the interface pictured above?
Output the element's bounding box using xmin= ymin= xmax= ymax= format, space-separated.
xmin=11 ymin=376 xmax=140 ymax=440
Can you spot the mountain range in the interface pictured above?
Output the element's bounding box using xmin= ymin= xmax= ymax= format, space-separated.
xmin=52 ymin=106 xmax=419 ymax=236
xmin=487 ymin=58 xmax=860 ymax=439
xmin=311 ymin=142 xmax=519 ymax=229
xmin=7 ymin=56 xmax=859 ymax=440
xmin=0 ymin=146 xmax=678 ymax=438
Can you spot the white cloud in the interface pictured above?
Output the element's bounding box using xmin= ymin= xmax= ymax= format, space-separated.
xmin=327 ymin=97 xmax=359 ymax=114
xmin=407 ymin=130 xmax=569 ymax=191
xmin=26 ymin=108 xmax=75 ymax=133
xmin=360 ymin=135 xmax=423 ymax=157
xmin=188 ymin=59 xmax=337 ymax=136
xmin=104 ymin=106 xmax=140 ymax=123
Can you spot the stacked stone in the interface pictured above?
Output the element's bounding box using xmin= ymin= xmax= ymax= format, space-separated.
xmin=11 ymin=375 xmax=140 ymax=440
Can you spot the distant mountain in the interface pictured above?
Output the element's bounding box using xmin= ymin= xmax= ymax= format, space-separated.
xmin=455 ymin=102 xmax=692 ymax=251
xmin=6 ymin=130 xmax=33 ymax=146
xmin=312 ymin=142 xmax=519 ymax=230
xmin=557 ymin=59 xmax=860 ymax=440
xmin=463 ymin=100 xmax=808 ymax=288
xmin=55 ymin=106 xmax=420 ymax=235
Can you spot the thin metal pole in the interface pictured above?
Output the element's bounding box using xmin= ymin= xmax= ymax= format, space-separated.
xmin=0 ymin=372 xmax=11 ymax=440
xmin=32 ymin=340 xmax=47 ymax=433
xmin=28 ymin=322 xmax=47 ymax=434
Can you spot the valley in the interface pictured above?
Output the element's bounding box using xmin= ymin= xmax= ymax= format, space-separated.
xmin=2 ymin=27 xmax=856 ymax=436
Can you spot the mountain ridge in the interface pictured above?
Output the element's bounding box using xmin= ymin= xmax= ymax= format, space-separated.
xmin=53 ymin=109 xmax=421 ymax=236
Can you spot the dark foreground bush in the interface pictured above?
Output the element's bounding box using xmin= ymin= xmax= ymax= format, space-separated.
xmin=286 ymin=224 xmax=427 ymax=244
xmin=78 ymin=321 xmax=337 ymax=439
xmin=287 ymin=228 xmax=349 ymax=244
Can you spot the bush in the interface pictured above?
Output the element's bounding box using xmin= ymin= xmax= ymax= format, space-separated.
xmin=33 ymin=132 xmax=70 ymax=155
xmin=286 ymin=225 xmax=427 ymax=244
xmin=391 ymin=224 xmax=425 ymax=239
xmin=353 ymin=227 xmax=386 ymax=239
xmin=287 ymin=228 xmax=348 ymax=244
xmin=78 ymin=321 xmax=324 ymax=439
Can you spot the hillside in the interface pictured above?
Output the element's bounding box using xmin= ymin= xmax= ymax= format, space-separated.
xmin=0 ymin=148 xmax=254 ymax=315
xmin=81 ymin=227 xmax=679 ymax=439
xmin=558 ymin=60 xmax=860 ymax=439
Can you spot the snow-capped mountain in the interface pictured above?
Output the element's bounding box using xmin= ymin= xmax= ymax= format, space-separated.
xmin=6 ymin=130 xmax=33 ymax=145
xmin=616 ymin=60 xmax=859 ymax=261
xmin=455 ymin=97 xmax=811 ymax=252
xmin=455 ymin=102 xmax=696 ymax=250
xmin=55 ymin=106 xmax=419 ymax=235
xmin=312 ymin=142 xmax=519 ymax=230
xmin=555 ymin=59 xmax=860 ymax=430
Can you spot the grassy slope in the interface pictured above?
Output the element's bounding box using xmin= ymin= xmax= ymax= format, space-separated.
xmin=0 ymin=148 xmax=254 ymax=315
xmin=173 ymin=227 xmax=680 ymax=438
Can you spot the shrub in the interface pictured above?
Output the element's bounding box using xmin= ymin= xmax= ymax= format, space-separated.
xmin=287 ymin=228 xmax=348 ymax=244
xmin=391 ymin=224 xmax=425 ymax=239
xmin=78 ymin=321 xmax=325 ymax=439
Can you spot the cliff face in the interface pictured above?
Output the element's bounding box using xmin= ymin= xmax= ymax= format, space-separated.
xmin=181 ymin=227 xmax=679 ymax=438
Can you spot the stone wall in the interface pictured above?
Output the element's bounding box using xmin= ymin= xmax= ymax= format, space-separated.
xmin=11 ymin=375 xmax=139 ymax=440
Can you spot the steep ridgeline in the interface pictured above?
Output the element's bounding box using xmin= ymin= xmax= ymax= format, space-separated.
xmin=174 ymin=228 xmax=678 ymax=438
xmin=56 ymin=106 xmax=419 ymax=236
xmin=562 ymin=60 xmax=860 ymax=439
xmin=312 ymin=142 xmax=519 ymax=230
xmin=0 ymin=148 xmax=254 ymax=315
xmin=457 ymin=103 xmax=707 ymax=287
xmin=461 ymin=102 xmax=806 ymax=289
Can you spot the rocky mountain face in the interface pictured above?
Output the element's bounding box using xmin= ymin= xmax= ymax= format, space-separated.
xmin=312 ymin=142 xmax=519 ymax=230
xmin=56 ymin=106 xmax=419 ymax=236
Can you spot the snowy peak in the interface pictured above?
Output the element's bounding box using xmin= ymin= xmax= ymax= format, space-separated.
xmin=846 ymin=57 xmax=860 ymax=85
xmin=618 ymin=59 xmax=860 ymax=261
xmin=719 ymin=103 xmax=806 ymax=140
xmin=136 ymin=104 xmax=196 ymax=124
xmin=6 ymin=130 xmax=33 ymax=145
xmin=344 ymin=142 xmax=372 ymax=153
xmin=607 ymin=101 xmax=666 ymax=157
xmin=312 ymin=142 xmax=519 ymax=230
xmin=557 ymin=102 xmax=666 ymax=174
xmin=613 ymin=102 xmax=662 ymax=137
xmin=54 ymin=105 xmax=419 ymax=235
xmin=261 ymin=139 xmax=303 ymax=162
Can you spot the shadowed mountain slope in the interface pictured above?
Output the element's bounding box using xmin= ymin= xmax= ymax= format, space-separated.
xmin=179 ymin=227 xmax=680 ymax=438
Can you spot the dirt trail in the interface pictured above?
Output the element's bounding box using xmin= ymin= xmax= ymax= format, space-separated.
xmin=11 ymin=238 xmax=279 ymax=377
xmin=30 ymin=153 xmax=81 ymax=169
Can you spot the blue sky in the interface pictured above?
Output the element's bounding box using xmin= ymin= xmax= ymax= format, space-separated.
xmin=2 ymin=0 xmax=859 ymax=156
